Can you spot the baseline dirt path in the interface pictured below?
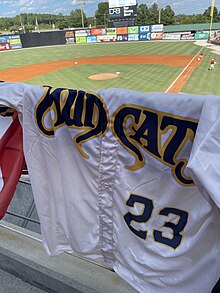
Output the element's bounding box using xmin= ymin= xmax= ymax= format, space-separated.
xmin=0 ymin=54 xmax=200 ymax=92
xmin=166 ymin=58 xmax=200 ymax=93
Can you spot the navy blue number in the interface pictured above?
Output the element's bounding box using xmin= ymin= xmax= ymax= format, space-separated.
xmin=153 ymin=207 xmax=188 ymax=249
xmin=124 ymin=194 xmax=153 ymax=240
xmin=124 ymin=194 xmax=188 ymax=249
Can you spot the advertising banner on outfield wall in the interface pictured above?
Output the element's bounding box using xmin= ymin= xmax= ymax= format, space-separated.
xmin=0 ymin=36 xmax=9 ymax=43
xmin=151 ymin=32 xmax=163 ymax=40
xmin=139 ymin=33 xmax=151 ymax=41
xmin=97 ymin=35 xmax=116 ymax=42
xmin=194 ymin=33 xmax=209 ymax=40
xmin=128 ymin=33 xmax=139 ymax=41
xmin=65 ymin=31 xmax=74 ymax=38
xmin=91 ymin=28 xmax=106 ymax=36
xmin=65 ymin=31 xmax=75 ymax=44
xmin=117 ymin=34 xmax=128 ymax=41
xmin=9 ymin=35 xmax=22 ymax=49
xmin=0 ymin=43 xmax=10 ymax=51
xmin=75 ymin=30 xmax=90 ymax=37
xmin=66 ymin=37 xmax=75 ymax=44
xmin=180 ymin=34 xmax=195 ymax=40
xmin=151 ymin=24 xmax=163 ymax=32
xmin=139 ymin=25 xmax=151 ymax=33
xmin=75 ymin=36 xmax=87 ymax=44
xmin=128 ymin=26 xmax=139 ymax=34
xmin=116 ymin=27 xmax=128 ymax=34
xmin=163 ymin=33 xmax=181 ymax=40
xmin=107 ymin=28 xmax=117 ymax=35
xmin=87 ymin=36 xmax=97 ymax=43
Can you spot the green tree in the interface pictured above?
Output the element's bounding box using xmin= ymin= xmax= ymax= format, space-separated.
xmin=87 ymin=16 xmax=96 ymax=27
xmin=24 ymin=24 xmax=35 ymax=32
xmin=191 ymin=14 xmax=210 ymax=24
xmin=0 ymin=17 xmax=10 ymax=30
xmin=175 ymin=14 xmax=191 ymax=24
xmin=9 ymin=25 xmax=18 ymax=33
xmin=70 ymin=9 xmax=87 ymax=28
xmin=95 ymin=2 xmax=109 ymax=26
xmin=203 ymin=6 xmax=218 ymax=22
xmin=161 ymin=5 xmax=175 ymax=25
xmin=135 ymin=4 xmax=150 ymax=25
xmin=56 ymin=20 xmax=69 ymax=29
xmin=149 ymin=3 xmax=159 ymax=24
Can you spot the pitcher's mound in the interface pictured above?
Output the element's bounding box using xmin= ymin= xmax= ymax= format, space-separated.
xmin=88 ymin=73 xmax=120 ymax=80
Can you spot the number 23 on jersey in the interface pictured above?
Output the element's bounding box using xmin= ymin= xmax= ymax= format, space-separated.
xmin=124 ymin=194 xmax=189 ymax=249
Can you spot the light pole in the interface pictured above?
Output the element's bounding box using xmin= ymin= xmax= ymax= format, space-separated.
xmin=209 ymin=0 xmax=215 ymax=40
xmin=79 ymin=0 xmax=85 ymax=28
xmin=19 ymin=14 xmax=25 ymax=33
xmin=158 ymin=8 xmax=161 ymax=24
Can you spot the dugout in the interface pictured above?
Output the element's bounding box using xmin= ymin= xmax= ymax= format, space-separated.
xmin=20 ymin=30 xmax=67 ymax=48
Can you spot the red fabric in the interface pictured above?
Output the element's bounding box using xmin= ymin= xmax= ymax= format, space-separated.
xmin=0 ymin=112 xmax=24 ymax=219
xmin=211 ymin=60 xmax=215 ymax=65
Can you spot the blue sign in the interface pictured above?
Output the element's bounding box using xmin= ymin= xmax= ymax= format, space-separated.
xmin=0 ymin=36 xmax=9 ymax=43
xmin=139 ymin=26 xmax=151 ymax=33
xmin=139 ymin=33 xmax=151 ymax=41
xmin=87 ymin=36 xmax=97 ymax=43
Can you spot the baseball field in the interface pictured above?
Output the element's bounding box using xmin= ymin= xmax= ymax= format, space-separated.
xmin=0 ymin=40 xmax=219 ymax=95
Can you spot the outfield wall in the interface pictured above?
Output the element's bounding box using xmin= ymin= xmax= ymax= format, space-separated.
xmin=73 ymin=25 xmax=210 ymax=44
xmin=0 ymin=30 xmax=67 ymax=51
xmin=0 ymin=24 xmax=217 ymax=51
xmin=20 ymin=31 xmax=66 ymax=48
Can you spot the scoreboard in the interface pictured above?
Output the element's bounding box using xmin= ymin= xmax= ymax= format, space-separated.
xmin=108 ymin=0 xmax=137 ymax=21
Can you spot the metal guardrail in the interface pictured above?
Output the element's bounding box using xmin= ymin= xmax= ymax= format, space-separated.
xmin=5 ymin=177 xmax=40 ymax=230
xmin=4 ymin=177 xmax=113 ymax=271
xmin=6 ymin=211 xmax=40 ymax=224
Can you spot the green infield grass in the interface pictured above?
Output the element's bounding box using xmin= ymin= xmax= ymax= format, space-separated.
xmin=0 ymin=41 xmax=219 ymax=95
xmin=26 ymin=63 xmax=182 ymax=93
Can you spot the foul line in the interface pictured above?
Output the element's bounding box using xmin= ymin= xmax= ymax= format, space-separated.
xmin=165 ymin=45 xmax=205 ymax=93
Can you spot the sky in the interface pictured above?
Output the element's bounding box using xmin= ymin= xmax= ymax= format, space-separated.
xmin=0 ymin=0 xmax=219 ymax=18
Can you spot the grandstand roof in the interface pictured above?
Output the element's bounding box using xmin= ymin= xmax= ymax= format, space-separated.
xmin=164 ymin=22 xmax=220 ymax=33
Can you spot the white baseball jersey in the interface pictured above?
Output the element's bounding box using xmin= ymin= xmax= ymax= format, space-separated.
xmin=0 ymin=82 xmax=219 ymax=293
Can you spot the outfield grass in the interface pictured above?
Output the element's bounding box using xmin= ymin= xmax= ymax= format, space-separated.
xmin=0 ymin=41 xmax=220 ymax=95
xmin=0 ymin=41 xmax=198 ymax=70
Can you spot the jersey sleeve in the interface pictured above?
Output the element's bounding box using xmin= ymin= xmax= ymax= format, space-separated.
xmin=0 ymin=82 xmax=25 ymax=111
xmin=187 ymin=95 xmax=220 ymax=208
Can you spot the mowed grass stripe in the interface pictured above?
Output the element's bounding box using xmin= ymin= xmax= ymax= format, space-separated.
xmin=2 ymin=41 xmax=218 ymax=95
xmin=0 ymin=41 xmax=198 ymax=70
xmin=24 ymin=64 xmax=183 ymax=93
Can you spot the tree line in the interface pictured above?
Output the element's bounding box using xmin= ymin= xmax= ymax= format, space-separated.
xmin=0 ymin=2 xmax=219 ymax=33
